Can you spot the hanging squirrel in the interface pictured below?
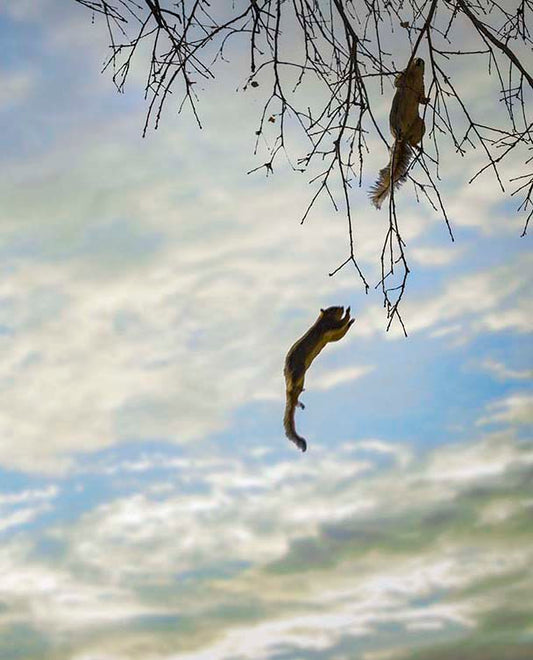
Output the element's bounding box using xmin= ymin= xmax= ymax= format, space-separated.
xmin=370 ymin=57 xmax=430 ymax=209
xmin=283 ymin=306 xmax=354 ymax=452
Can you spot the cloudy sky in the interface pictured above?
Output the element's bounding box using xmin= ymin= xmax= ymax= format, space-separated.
xmin=0 ymin=2 xmax=532 ymax=659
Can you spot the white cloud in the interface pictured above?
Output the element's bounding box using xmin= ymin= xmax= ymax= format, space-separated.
xmin=477 ymin=499 xmax=526 ymax=526
xmin=0 ymin=5 xmax=531 ymax=660
xmin=421 ymin=429 xmax=533 ymax=485
xmin=65 ymin=450 xmax=373 ymax=583
xmin=311 ymin=365 xmax=374 ymax=391
xmin=344 ymin=439 xmax=412 ymax=468
xmin=477 ymin=393 xmax=533 ymax=427
xmin=0 ymin=70 xmax=33 ymax=109
xmin=0 ymin=541 xmax=163 ymax=632
xmin=0 ymin=89 xmax=394 ymax=473
xmin=0 ymin=486 xmax=58 ymax=533
xmin=479 ymin=359 xmax=533 ymax=381
xmin=411 ymin=246 xmax=463 ymax=266
xmin=0 ymin=0 xmax=529 ymax=474
xmin=0 ymin=505 xmax=50 ymax=533
xmin=353 ymin=255 xmax=532 ymax=340
xmin=445 ymin=177 xmax=524 ymax=235
xmin=67 ymin=434 xmax=533 ymax=583
xmin=0 ymin=485 xmax=58 ymax=506
xmin=480 ymin=301 xmax=532 ymax=334
xmin=0 ymin=427 xmax=531 ymax=658
xmin=0 ymin=0 xmax=43 ymax=20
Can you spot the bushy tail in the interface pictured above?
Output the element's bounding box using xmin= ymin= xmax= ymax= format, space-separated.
xmin=369 ymin=140 xmax=413 ymax=209
xmin=283 ymin=394 xmax=307 ymax=452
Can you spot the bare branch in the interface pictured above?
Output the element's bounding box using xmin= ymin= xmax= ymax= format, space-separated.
xmin=73 ymin=0 xmax=533 ymax=329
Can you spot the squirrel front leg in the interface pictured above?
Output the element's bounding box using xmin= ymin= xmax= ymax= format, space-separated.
xmin=337 ymin=315 xmax=355 ymax=340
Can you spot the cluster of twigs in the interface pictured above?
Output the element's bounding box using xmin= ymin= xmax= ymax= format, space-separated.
xmin=75 ymin=0 xmax=532 ymax=332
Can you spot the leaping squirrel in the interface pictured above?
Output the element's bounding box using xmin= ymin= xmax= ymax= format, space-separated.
xmin=283 ymin=306 xmax=354 ymax=452
xmin=370 ymin=57 xmax=430 ymax=209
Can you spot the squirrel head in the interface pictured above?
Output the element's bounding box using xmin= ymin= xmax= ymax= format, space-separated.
xmin=396 ymin=57 xmax=425 ymax=87
xmin=319 ymin=306 xmax=353 ymax=328
xmin=320 ymin=306 xmax=344 ymax=319
xmin=412 ymin=58 xmax=425 ymax=78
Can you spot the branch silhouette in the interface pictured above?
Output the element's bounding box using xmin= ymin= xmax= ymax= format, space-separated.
xmin=74 ymin=0 xmax=533 ymax=330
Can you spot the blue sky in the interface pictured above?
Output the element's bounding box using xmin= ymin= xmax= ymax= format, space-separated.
xmin=0 ymin=1 xmax=532 ymax=659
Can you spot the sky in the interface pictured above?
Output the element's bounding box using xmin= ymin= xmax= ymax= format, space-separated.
xmin=0 ymin=1 xmax=532 ymax=659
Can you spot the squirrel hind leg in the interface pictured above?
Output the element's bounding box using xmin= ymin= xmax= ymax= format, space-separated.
xmin=409 ymin=117 xmax=425 ymax=146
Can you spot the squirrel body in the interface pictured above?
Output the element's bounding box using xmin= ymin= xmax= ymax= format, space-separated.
xmin=283 ymin=306 xmax=354 ymax=452
xmin=370 ymin=57 xmax=429 ymax=209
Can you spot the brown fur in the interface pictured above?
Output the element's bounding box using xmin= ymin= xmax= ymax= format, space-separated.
xmin=283 ymin=306 xmax=354 ymax=452
xmin=370 ymin=58 xmax=429 ymax=209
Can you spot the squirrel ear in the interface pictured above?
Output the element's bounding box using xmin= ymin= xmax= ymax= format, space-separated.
xmin=320 ymin=308 xmax=325 ymax=314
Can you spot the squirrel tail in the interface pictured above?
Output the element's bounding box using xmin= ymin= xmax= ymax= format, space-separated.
xmin=369 ymin=140 xmax=413 ymax=209
xmin=283 ymin=393 xmax=307 ymax=452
